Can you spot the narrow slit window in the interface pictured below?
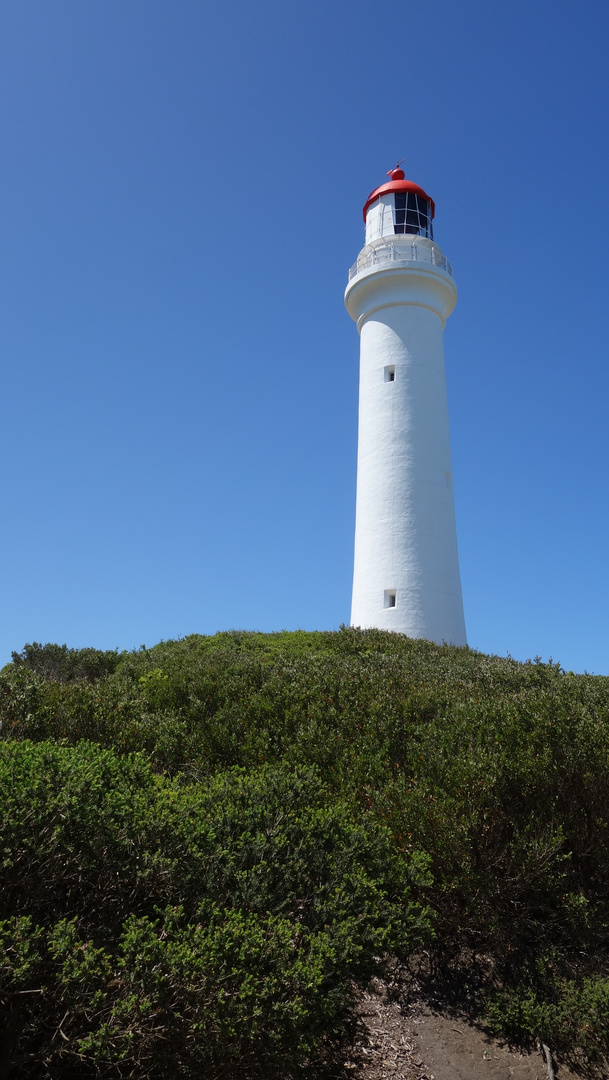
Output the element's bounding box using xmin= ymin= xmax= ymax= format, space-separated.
xmin=384 ymin=365 xmax=395 ymax=382
xmin=384 ymin=590 xmax=396 ymax=608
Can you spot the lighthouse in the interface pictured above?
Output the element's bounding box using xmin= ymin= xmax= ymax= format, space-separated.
xmin=346 ymin=167 xmax=466 ymax=646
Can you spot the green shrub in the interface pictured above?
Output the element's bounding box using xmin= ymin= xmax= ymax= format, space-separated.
xmin=486 ymin=975 xmax=609 ymax=1058
xmin=0 ymin=739 xmax=431 ymax=1077
xmin=2 ymin=629 xmax=609 ymax=1062
xmin=10 ymin=642 xmax=122 ymax=683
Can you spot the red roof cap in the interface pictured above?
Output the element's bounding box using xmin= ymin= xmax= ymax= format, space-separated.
xmin=363 ymin=174 xmax=435 ymax=222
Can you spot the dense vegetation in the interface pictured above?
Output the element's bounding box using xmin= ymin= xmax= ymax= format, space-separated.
xmin=2 ymin=629 xmax=609 ymax=1076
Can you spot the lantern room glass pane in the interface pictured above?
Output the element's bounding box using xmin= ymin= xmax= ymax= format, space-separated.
xmin=393 ymin=193 xmax=433 ymax=239
xmin=394 ymin=193 xmax=407 ymax=233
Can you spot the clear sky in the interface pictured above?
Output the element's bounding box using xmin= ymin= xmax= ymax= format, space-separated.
xmin=1 ymin=0 xmax=608 ymax=673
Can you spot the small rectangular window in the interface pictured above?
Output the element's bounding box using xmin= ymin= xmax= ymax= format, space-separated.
xmin=384 ymin=366 xmax=395 ymax=382
xmin=384 ymin=590 xmax=396 ymax=608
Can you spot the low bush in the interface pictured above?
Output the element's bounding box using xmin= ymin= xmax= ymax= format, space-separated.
xmin=9 ymin=642 xmax=122 ymax=683
xmin=0 ymin=739 xmax=430 ymax=1077
xmin=486 ymin=974 xmax=609 ymax=1059
xmin=2 ymin=628 xmax=609 ymax=1066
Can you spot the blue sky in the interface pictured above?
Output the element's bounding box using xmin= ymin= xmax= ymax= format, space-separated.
xmin=1 ymin=0 xmax=608 ymax=672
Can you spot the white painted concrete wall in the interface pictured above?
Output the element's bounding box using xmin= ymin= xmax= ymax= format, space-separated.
xmin=345 ymin=237 xmax=466 ymax=646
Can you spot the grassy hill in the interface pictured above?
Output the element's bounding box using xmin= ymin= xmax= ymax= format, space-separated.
xmin=2 ymin=628 xmax=609 ymax=1076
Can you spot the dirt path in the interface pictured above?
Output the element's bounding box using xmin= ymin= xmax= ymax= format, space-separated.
xmin=342 ymin=979 xmax=585 ymax=1080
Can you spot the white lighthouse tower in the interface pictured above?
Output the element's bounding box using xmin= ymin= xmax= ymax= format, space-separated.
xmin=346 ymin=167 xmax=466 ymax=646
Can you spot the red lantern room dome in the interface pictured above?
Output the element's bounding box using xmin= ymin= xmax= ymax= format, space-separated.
xmin=363 ymin=168 xmax=436 ymax=222
xmin=361 ymin=167 xmax=436 ymax=243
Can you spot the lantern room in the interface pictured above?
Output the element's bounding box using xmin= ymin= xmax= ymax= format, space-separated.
xmin=363 ymin=168 xmax=435 ymax=246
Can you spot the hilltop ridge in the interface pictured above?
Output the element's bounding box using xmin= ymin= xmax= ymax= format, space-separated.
xmin=1 ymin=629 xmax=608 ymax=1077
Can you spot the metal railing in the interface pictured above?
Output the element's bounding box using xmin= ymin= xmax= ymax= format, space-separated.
xmin=348 ymin=241 xmax=453 ymax=282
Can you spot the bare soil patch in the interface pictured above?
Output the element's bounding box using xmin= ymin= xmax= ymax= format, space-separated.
xmin=341 ymin=977 xmax=591 ymax=1080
